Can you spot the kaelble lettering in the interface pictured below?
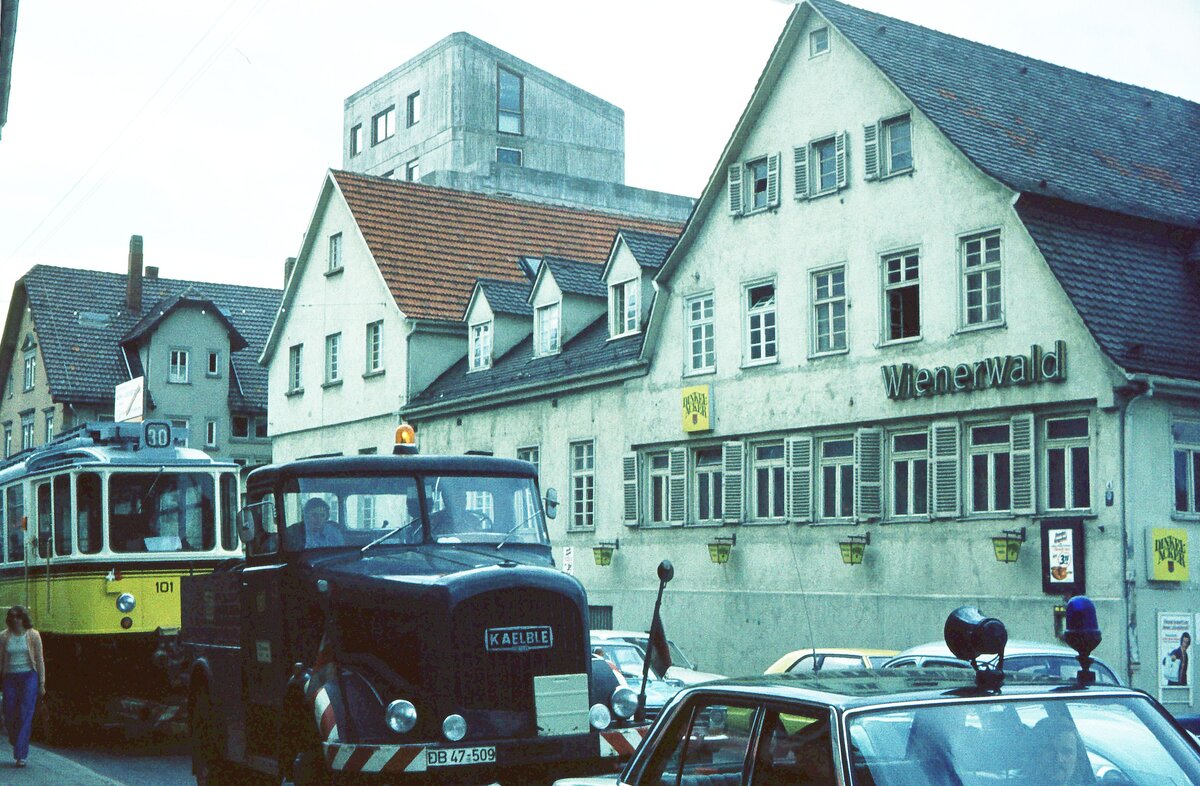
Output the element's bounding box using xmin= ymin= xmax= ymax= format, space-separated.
xmin=882 ymin=342 xmax=1066 ymax=400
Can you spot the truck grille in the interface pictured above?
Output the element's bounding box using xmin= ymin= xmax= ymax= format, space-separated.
xmin=451 ymin=588 xmax=586 ymax=712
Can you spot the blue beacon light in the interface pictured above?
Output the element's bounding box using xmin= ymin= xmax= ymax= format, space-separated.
xmin=1063 ymin=595 xmax=1102 ymax=685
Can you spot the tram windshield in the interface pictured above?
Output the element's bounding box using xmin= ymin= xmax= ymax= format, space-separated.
xmin=278 ymin=473 xmax=549 ymax=550
xmin=109 ymin=471 xmax=216 ymax=553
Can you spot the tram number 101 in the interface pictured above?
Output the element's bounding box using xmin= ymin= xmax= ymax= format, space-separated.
xmin=156 ymin=581 xmax=175 ymax=593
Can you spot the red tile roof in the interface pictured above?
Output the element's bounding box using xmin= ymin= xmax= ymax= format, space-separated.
xmin=331 ymin=170 xmax=685 ymax=321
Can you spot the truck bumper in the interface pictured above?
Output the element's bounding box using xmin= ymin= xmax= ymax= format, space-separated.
xmin=598 ymin=724 xmax=651 ymax=758
xmin=324 ymin=732 xmax=598 ymax=775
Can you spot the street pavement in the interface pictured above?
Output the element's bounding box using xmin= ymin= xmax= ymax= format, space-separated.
xmin=0 ymin=743 xmax=127 ymax=785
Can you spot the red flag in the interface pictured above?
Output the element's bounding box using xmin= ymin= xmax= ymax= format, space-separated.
xmin=648 ymin=610 xmax=672 ymax=678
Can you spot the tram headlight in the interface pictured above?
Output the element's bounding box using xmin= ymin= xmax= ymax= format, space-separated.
xmin=385 ymin=700 xmax=417 ymax=734
xmin=442 ymin=714 xmax=467 ymax=742
xmin=116 ymin=593 xmax=136 ymax=613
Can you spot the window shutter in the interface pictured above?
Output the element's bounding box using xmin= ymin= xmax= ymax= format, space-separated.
xmin=792 ymin=145 xmax=809 ymax=200
xmin=785 ymin=436 xmax=814 ymax=523
xmin=668 ymin=447 xmax=687 ymax=524
xmin=722 ymin=441 xmax=744 ymax=523
xmin=727 ymin=163 xmax=743 ymax=215
xmin=854 ymin=427 xmax=883 ymax=521
xmin=930 ymin=420 xmax=961 ymax=518
xmin=766 ymin=153 xmax=781 ymax=208
xmin=622 ymin=453 xmax=640 ymax=526
xmin=1010 ymin=413 xmax=1036 ymax=514
xmin=863 ymin=122 xmax=880 ymax=181
xmin=835 ymin=132 xmax=849 ymax=190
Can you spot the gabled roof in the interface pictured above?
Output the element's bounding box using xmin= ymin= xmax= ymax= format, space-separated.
xmin=330 ymin=170 xmax=683 ymax=322
xmin=809 ymin=0 xmax=1200 ymax=228
xmin=474 ymin=278 xmax=533 ymax=318
xmin=3 ymin=266 xmax=280 ymax=408
xmin=406 ymin=314 xmax=644 ymax=415
xmin=618 ymin=229 xmax=677 ymax=271
xmin=122 ymin=291 xmax=248 ymax=352
xmin=1016 ymin=196 xmax=1200 ymax=382
xmin=540 ymin=256 xmax=606 ymax=299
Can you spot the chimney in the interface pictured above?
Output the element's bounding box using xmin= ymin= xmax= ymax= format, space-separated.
xmin=126 ymin=235 xmax=144 ymax=313
xmin=284 ymin=256 xmax=297 ymax=287
xmin=145 ymin=266 xmax=159 ymax=279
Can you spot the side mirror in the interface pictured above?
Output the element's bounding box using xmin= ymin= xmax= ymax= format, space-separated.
xmin=544 ymin=488 xmax=559 ymax=520
xmin=237 ymin=508 xmax=256 ymax=545
xmin=238 ymin=498 xmax=275 ymax=546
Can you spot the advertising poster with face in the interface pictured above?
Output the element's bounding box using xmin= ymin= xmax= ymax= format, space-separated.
xmin=1158 ymin=612 xmax=1193 ymax=704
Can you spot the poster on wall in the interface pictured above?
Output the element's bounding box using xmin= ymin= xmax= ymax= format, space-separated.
xmin=561 ymin=546 xmax=574 ymax=576
xmin=1041 ymin=518 xmax=1085 ymax=596
xmin=1158 ymin=612 xmax=1193 ymax=705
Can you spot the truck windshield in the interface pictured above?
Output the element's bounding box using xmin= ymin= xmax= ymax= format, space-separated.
xmin=109 ymin=471 xmax=216 ymax=552
xmin=280 ymin=473 xmax=549 ymax=550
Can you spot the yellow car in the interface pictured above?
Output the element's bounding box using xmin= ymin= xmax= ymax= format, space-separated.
xmin=766 ymin=647 xmax=898 ymax=674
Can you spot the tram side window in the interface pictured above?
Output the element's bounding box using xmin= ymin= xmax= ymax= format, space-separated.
xmin=53 ymin=474 xmax=71 ymax=556
xmin=36 ymin=482 xmax=50 ymax=558
xmin=77 ymin=473 xmax=102 ymax=554
xmin=220 ymin=474 xmax=238 ymax=551
xmin=5 ymin=486 xmax=22 ymax=561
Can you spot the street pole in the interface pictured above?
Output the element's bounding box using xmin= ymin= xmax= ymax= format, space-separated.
xmin=635 ymin=560 xmax=673 ymax=723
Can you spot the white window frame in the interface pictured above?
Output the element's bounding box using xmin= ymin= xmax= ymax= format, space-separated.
xmin=372 ymin=106 xmax=395 ymax=144
xmin=469 ymin=321 xmax=492 ymax=371
xmin=569 ymin=440 xmax=595 ymax=529
xmin=647 ymin=452 xmax=672 ymax=525
xmin=205 ymin=420 xmax=218 ymax=448
xmin=350 ymin=124 xmax=363 ymax=156
xmin=1174 ymin=420 xmax=1200 ymax=516
xmin=324 ymin=333 xmax=342 ymax=384
xmin=517 ymin=446 xmax=540 ymax=479
xmin=1044 ymin=415 xmax=1091 ymax=512
xmin=746 ymin=157 xmax=771 ymax=212
xmin=20 ymin=415 xmax=34 ymax=450
xmin=406 ymin=90 xmax=421 ymax=127
xmin=610 ymin=279 xmax=639 ymax=337
xmin=231 ymin=415 xmax=250 ymax=439
xmin=812 ymin=266 xmax=848 ymax=356
xmin=743 ymin=280 xmax=777 ymax=367
xmin=882 ymin=114 xmax=913 ymax=176
xmin=809 ymin=27 xmax=830 ymax=57
xmin=497 ymin=67 xmax=524 ymax=135
xmin=22 ymin=351 xmax=35 ymax=391
xmin=751 ymin=442 xmax=785 ymax=521
xmin=685 ymin=294 xmax=715 ymax=375
xmin=3 ymin=425 xmax=11 ymax=457
xmin=881 ymin=249 xmax=921 ymax=344
xmin=535 ymin=303 xmax=561 ymax=356
xmin=288 ymin=344 xmax=303 ymax=393
xmin=819 ymin=437 xmax=855 ymax=521
xmin=968 ymin=423 xmax=1011 ymax=514
xmin=693 ymin=447 xmax=724 ymax=524
xmin=960 ymin=229 xmax=1003 ymax=328
xmin=812 ymin=136 xmax=839 ymax=195
xmin=365 ymin=320 xmax=384 ymax=374
xmin=890 ymin=431 xmax=929 ymax=518
xmin=328 ymin=232 xmax=343 ymax=272
xmin=44 ymin=411 xmax=54 ymax=443
xmin=169 ymin=349 xmax=189 ymax=384
xmin=207 ymin=351 xmax=221 ymax=377
xmin=405 ymin=159 xmax=420 ymax=182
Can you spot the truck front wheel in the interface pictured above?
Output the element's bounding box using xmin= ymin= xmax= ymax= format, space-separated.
xmin=191 ymin=690 xmax=248 ymax=786
xmin=279 ymin=703 xmax=331 ymax=786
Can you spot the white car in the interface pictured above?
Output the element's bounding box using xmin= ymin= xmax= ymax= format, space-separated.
xmin=590 ymin=629 xmax=725 ymax=684
xmin=882 ymin=638 xmax=1123 ymax=685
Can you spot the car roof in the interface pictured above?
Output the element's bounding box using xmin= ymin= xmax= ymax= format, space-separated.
xmin=777 ymin=648 xmax=899 ymax=658
xmin=673 ymin=670 xmax=1144 ymax=711
xmin=592 ymin=629 xmax=651 ymax=640
xmin=891 ymin=639 xmax=1080 ymax=658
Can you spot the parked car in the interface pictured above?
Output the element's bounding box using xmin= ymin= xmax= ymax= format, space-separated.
xmin=882 ymin=638 xmax=1124 ymax=684
xmin=591 ymin=629 xmax=725 ymax=684
xmin=766 ymin=647 xmax=898 ymax=674
xmin=556 ymin=601 xmax=1200 ymax=786
xmin=590 ymin=640 xmax=684 ymax=722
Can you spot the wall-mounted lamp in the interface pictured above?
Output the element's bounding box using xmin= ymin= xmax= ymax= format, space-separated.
xmin=839 ymin=533 xmax=870 ymax=566
xmin=991 ymin=527 xmax=1026 ymax=563
xmin=1105 ymin=481 xmax=1114 ymax=507
xmin=708 ymin=534 xmax=736 ymax=565
xmin=593 ymin=539 xmax=619 ymax=567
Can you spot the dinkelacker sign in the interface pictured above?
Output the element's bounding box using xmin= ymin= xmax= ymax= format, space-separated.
xmin=882 ymin=341 xmax=1066 ymax=400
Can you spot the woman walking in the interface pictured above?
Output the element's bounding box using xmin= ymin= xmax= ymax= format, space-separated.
xmin=0 ymin=606 xmax=45 ymax=767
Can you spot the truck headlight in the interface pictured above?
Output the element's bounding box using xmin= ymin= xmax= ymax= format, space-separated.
xmin=385 ymin=700 xmax=417 ymax=733
xmin=442 ymin=714 xmax=467 ymax=742
xmin=589 ymin=703 xmax=612 ymax=730
xmin=116 ymin=593 xmax=136 ymax=613
xmin=610 ymin=685 xmax=638 ymax=720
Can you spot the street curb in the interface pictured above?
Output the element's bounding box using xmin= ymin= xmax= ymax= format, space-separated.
xmin=13 ymin=743 xmax=128 ymax=785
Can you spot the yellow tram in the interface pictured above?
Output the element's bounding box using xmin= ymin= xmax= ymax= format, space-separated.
xmin=0 ymin=420 xmax=241 ymax=735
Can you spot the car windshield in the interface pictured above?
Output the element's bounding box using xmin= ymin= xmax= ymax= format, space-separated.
xmin=278 ymin=473 xmax=549 ymax=550
xmin=595 ymin=643 xmax=661 ymax=680
xmin=847 ymin=695 xmax=1200 ymax=786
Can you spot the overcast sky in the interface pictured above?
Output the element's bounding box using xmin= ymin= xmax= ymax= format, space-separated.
xmin=1 ymin=0 xmax=1197 ymax=321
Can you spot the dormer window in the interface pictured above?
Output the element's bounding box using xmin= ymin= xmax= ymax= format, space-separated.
xmin=535 ymin=303 xmax=561 ymax=356
xmin=610 ymin=279 xmax=639 ymax=337
xmin=470 ymin=322 xmax=493 ymax=371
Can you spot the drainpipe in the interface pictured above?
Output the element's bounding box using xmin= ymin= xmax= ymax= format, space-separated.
xmin=1118 ymin=378 xmax=1152 ymax=685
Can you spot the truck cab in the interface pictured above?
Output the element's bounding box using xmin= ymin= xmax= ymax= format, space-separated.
xmin=183 ymin=436 xmax=613 ymax=784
